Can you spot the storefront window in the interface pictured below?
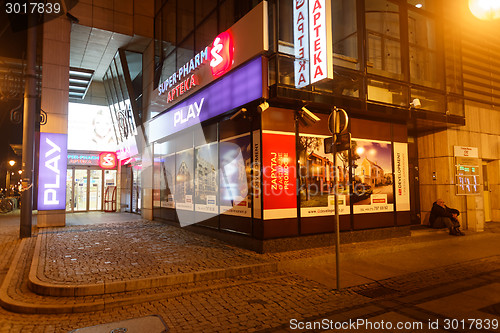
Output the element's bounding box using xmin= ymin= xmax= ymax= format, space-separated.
xmin=408 ymin=10 xmax=442 ymax=89
xmin=332 ymin=0 xmax=358 ymax=69
xmin=410 ymin=88 xmax=445 ymax=113
xmin=366 ymin=0 xmax=402 ymax=79
xmin=367 ymin=78 xmax=407 ymax=106
xmin=177 ymin=0 xmax=194 ymax=44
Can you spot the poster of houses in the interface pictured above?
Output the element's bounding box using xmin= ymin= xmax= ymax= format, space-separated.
xmin=175 ymin=148 xmax=194 ymax=211
xmin=161 ymin=153 xmax=175 ymax=208
xmin=352 ymin=139 xmax=394 ymax=214
xmin=219 ymin=134 xmax=252 ymax=217
xmin=298 ymin=133 xmax=349 ymax=217
xmin=195 ymin=143 xmax=218 ymax=214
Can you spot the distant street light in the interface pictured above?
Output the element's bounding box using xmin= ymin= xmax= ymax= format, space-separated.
xmin=8 ymin=160 xmax=16 ymax=167
xmin=469 ymin=0 xmax=500 ymax=20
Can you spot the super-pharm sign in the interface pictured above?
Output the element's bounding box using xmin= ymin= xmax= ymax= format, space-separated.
xmin=158 ymin=31 xmax=234 ymax=103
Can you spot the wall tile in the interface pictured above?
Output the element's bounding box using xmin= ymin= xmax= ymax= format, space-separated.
xmin=41 ymin=64 xmax=69 ymax=91
xmin=115 ymin=0 xmax=133 ymax=14
xmin=113 ymin=12 xmax=133 ymax=36
xmin=41 ymin=88 xmax=69 ymax=116
xmin=43 ymin=39 xmax=70 ymax=68
xmin=433 ymin=130 xmax=450 ymax=157
xmin=133 ymin=0 xmax=154 ymax=17
xmin=434 ymin=156 xmax=454 ymax=185
xmin=417 ymin=134 xmax=434 ymax=159
xmin=478 ymin=107 xmax=493 ymax=135
xmin=418 ymin=158 xmax=435 ymax=184
xmin=92 ymin=7 xmax=113 ymax=31
xmin=133 ymin=15 xmax=154 ymax=38
xmin=40 ymin=112 xmax=69 ymax=134
xmin=44 ymin=16 xmax=71 ymax=43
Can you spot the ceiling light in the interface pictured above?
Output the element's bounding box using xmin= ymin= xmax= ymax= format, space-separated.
xmin=69 ymin=67 xmax=94 ymax=100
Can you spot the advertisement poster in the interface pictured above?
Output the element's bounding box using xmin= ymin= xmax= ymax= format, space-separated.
xmin=352 ymin=139 xmax=394 ymax=214
xmin=219 ymin=134 xmax=252 ymax=217
xmin=38 ymin=133 xmax=68 ymax=211
xmin=298 ymin=133 xmax=349 ymax=216
xmin=161 ymin=154 xmax=175 ymax=208
xmin=67 ymin=103 xmax=117 ymax=151
xmin=252 ymin=130 xmax=262 ymax=219
xmin=195 ymin=143 xmax=219 ymax=214
xmin=262 ymin=131 xmax=297 ymax=220
xmin=394 ymin=142 xmax=410 ymax=211
xmin=175 ymin=149 xmax=194 ymax=211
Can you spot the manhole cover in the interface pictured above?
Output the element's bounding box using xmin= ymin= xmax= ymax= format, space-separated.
xmin=355 ymin=286 xmax=398 ymax=299
xmin=69 ymin=315 xmax=168 ymax=333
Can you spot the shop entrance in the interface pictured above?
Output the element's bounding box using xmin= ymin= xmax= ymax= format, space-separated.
xmin=66 ymin=168 xmax=117 ymax=212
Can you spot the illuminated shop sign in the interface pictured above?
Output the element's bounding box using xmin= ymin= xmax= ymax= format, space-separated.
xmin=99 ymin=152 xmax=117 ymax=169
xmin=293 ymin=0 xmax=310 ymax=88
xmin=309 ymin=0 xmax=333 ymax=83
xmin=151 ymin=2 xmax=268 ymax=114
xmin=210 ymin=31 xmax=234 ymax=77
xmin=158 ymin=31 xmax=234 ymax=103
xmin=38 ymin=133 xmax=67 ymax=211
xmin=293 ymin=0 xmax=333 ymax=87
xmin=149 ymin=57 xmax=264 ymax=143
xmin=67 ymin=153 xmax=99 ymax=166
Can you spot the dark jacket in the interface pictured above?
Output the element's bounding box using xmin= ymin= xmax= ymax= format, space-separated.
xmin=429 ymin=202 xmax=459 ymax=228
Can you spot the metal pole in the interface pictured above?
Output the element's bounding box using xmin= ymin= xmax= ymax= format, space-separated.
xmin=20 ymin=14 xmax=37 ymax=238
xmin=333 ymin=128 xmax=341 ymax=291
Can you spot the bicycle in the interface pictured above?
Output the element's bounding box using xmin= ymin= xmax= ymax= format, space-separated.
xmin=0 ymin=197 xmax=14 ymax=213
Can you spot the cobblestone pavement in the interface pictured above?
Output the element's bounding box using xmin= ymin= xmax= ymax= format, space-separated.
xmin=38 ymin=221 xmax=268 ymax=284
xmin=0 ymin=216 xmax=499 ymax=332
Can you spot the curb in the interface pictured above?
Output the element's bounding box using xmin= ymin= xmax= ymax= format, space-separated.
xmin=0 ymin=237 xmax=282 ymax=314
xmin=28 ymin=235 xmax=278 ymax=297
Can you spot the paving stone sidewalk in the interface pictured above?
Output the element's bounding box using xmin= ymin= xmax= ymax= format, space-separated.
xmin=1 ymin=216 xmax=499 ymax=332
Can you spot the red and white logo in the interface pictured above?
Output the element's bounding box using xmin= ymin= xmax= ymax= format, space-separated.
xmin=210 ymin=31 xmax=234 ymax=77
xmin=99 ymin=152 xmax=117 ymax=169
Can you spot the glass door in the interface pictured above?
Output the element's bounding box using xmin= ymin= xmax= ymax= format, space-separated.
xmin=89 ymin=170 xmax=103 ymax=211
xmin=66 ymin=168 xmax=74 ymax=212
xmin=74 ymin=169 xmax=88 ymax=211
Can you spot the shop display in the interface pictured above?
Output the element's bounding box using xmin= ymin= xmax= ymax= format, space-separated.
xmin=262 ymin=131 xmax=297 ymax=219
xmin=219 ymin=134 xmax=252 ymax=217
xmin=298 ymin=133 xmax=349 ymax=216
xmin=352 ymin=139 xmax=394 ymax=214
xmin=175 ymin=149 xmax=194 ymax=211
xmin=195 ymin=143 xmax=219 ymax=213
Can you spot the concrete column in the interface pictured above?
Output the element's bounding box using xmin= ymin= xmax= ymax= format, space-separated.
xmin=37 ymin=16 xmax=71 ymax=227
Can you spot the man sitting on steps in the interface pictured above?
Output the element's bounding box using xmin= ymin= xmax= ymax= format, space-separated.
xmin=429 ymin=199 xmax=465 ymax=236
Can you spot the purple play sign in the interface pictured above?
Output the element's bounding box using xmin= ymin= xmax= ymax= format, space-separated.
xmin=38 ymin=132 xmax=68 ymax=210
xmin=148 ymin=57 xmax=264 ymax=143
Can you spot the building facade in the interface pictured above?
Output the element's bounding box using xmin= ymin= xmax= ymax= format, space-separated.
xmin=27 ymin=0 xmax=499 ymax=251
